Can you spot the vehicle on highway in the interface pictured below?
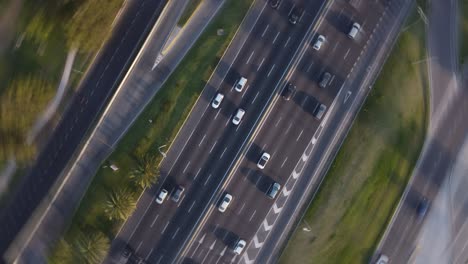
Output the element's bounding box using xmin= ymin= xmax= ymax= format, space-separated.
xmin=156 ymin=189 xmax=168 ymax=204
xmin=417 ymin=197 xmax=430 ymax=219
xmin=233 ymin=239 xmax=246 ymax=255
xmin=232 ymin=108 xmax=246 ymax=125
xmin=375 ymin=254 xmax=389 ymax=264
xmin=313 ymin=35 xmax=326 ymax=50
xmin=257 ymin=152 xmax=271 ymax=169
xmin=171 ymin=185 xmax=185 ymax=202
xmin=218 ymin=193 xmax=233 ymax=213
xmin=319 ymin=72 xmax=331 ymax=88
xmin=282 ymin=83 xmax=296 ymax=100
xmin=267 ymin=182 xmax=281 ymax=199
xmin=313 ymin=104 xmax=327 ymax=120
xmin=288 ymin=7 xmax=301 ymax=25
xmin=119 ymin=245 xmax=132 ymax=264
xmin=211 ymin=92 xmax=224 ymax=109
xmin=269 ymin=0 xmax=281 ymax=9
xmin=348 ymin=22 xmax=361 ymax=39
xmin=235 ymin=77 xmax=248 ymax=92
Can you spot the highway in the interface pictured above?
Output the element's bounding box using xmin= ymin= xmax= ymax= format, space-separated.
xmin=108 ymin=0 xmax=330 ymax=263
xmin=0 ymin=0 xmax=167 ymax=260
xmin=182 ymin=0 xmax=411 ymax=263
xmin=376 ymin=0 xmax=468 ymax=263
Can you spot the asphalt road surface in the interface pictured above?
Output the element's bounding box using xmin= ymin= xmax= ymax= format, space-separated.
xmin=107 ymin=0 xmax=332 ymax=263
xmin=377 ymin=0 xmax=468 ymax=263
xmin=0 ymin=0 xmax=167 ymax=259
xmin=182 ymin=0 xmax=412 ymax=263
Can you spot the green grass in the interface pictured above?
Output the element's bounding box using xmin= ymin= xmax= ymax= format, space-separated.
xmin=460 ymin=0 xmax=468 ymax=65
xmin=177 ymin=0 xmax=203 ymax=27
xmin=279 ymin=10 xmax=428 ymax=264
xmin=59 ymin=0 xmax=252 ymax=246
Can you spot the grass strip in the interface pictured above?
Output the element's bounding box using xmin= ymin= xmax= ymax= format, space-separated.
xmin=279 ymin=9 xmax=428 ymax=264
xmin=50 ymin=0 xmax=253 ymax=260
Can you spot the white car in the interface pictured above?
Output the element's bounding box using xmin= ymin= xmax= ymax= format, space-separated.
xmin=313 ymin=35 xmax=326 ymax=50
xmin=348 ymin=22 xmax=361 ymax=39
xmin=257 ymin=152 xmax=271 ymax=169
xmin=376 ymin=254 xmax=389 ymax=264
xmin=235 ymin=77 xmax=248 ymax=92
xmin=155 ymin=189 xmax=168 ymax=204
xmin=233 ymin=239 xmax=246 ymax=255
xmin=211 ymin=93 xmax=224 ymax=109
xmin=232 ymin=108 xmax=245 ymax=125
xmin=218 ymin=193 xmax=233 ymax=212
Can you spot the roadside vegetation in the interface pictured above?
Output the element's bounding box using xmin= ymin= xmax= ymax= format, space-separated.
xmin=49 ymin=0 xmax=253 ymax=262
xmin=460 ymin=0 xmax=468 ymax=65
xmin=279 ymin=9 xmax=428 ymax=264
xmin=178 ymin=0 xmax=203 ymax=27
xmin=0 ymin=0 xmax=124 ymax=201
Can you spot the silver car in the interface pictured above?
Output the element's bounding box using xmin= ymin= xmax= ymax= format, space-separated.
xmin=233 ymin=239 xmax=246 ymax=255
xmin=232 ymin=108 xmax=245 ymax=125
xmin=313 ymin=35 xmax=326 ymax=50
xmin=218 ymin=193 xmax=233 ymax=213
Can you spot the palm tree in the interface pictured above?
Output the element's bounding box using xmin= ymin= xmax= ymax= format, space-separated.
xmin=129 ymin=155 xmax=160 ymax=189
xmin=73 ymin=230 xmax=110 ymax=264
xmin=49 ymin=239 xmax=76 ymax=264
xmin=103 ymin=187 xmax=136 ymax=221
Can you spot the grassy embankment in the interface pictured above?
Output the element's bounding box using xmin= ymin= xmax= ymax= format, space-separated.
xmin=279 ymin=8 xmax=428 ymax=264
xmin=51 ymin=0 xmax=252 ymax=259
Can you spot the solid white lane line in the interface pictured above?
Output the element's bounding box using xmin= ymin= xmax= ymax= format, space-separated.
xmin=150 ymin=214 xmax=159 ymax=228
xmin=252 ymin=91 xmax=260 ymax=104
xmin=204 ymin=173 xmax=213 ymax=186
xmin=194 ymin=167 xmax=202 ymax=180
xmin=261 ymin=25 xmax=270 ymax=37
xmin=183 ymin=162 xmax=191 ymax=173
xmin=156 ymin=255 xmax=164 ymax=264
xmin=172 ymin=227 xmax=180 ymax=240
xmin=344 ymin=48 xmax=351 ymax=59
xmin=267 ymin=64 xmax=276 ymax=77
xmin=306 ymin=62 xmax=313 ymax=72
xmin=257 ymin=58 xmax=265 ymax=71
xmin=281 ymin=157 xmax=288 ymax=168
xmin=220 ymin=147 xmax=227 ymax=159
xmin=288 ymin=4 xmax=295 ymax=15
xmin=249 ymin=210 xmax=256 ymax=222
xmin=210 ymin=141 xmax=217 ymax=153
xmin=241 ymin=84 xmax=250 ymax=98
xmin=225 ymin=116 xmax=231 ymax=126
xmin=272 ymin=31 xmax=280 ymax=43
xmin=296 ymin=129 xmax=304 ymax=141
xmin=285 ymin=122 xmax=293 ymax=134
xmin=214 ymin=110 xmax=220 ymax=120
xmin=188 ymin=200 xmax=196 ymax=213
xmin=162 ymin=221 xmax=169 ymax=234
xmin=246 ymin=51 xmax=255 ymax=64
xmin=284 ymin=36 xmax=291 ymax=47
xmin=146 ymin=248 xmax=154 ymax=260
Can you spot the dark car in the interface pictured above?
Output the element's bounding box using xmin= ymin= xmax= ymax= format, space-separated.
xmin=120 ymin=245 xmax=132 ymax=263
xmin=171 ymin=185 xmax=185 ymax=202
xmin=282 ymin=83 xmax=296 ymax=100
xmin=313 ymin=104 xmax=327 ymax=120
xmin=289 ymin=7 xmax=301 ymax=25
xmin=269 ymin=0 xmax=281 ymax=9
xmin=319 ymin=72 xmax=331 ymax=88
xmin=417 ymin=197 xmax=430 ymax=219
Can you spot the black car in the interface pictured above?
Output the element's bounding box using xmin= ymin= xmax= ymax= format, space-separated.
xmin=171 ymin=185 xmax=185 ymax=202
xmin=269 ymin=0 xmax=281 ymax=9
xmin=417 ymin=197 xmax=430 ymax=219
xmin=282 ymin=83 xmax=296 ymax=100
xmin=289 ymin=7 xmax=301 ymax=25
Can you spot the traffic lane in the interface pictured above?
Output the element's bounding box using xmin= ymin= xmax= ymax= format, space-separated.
xmin=126 ymin=3 xmax=297 ymax=251
xmin=0 ymin=0 xmax=167 ymax=255
xmin=142 ymin=25 xmax=313 ymax=262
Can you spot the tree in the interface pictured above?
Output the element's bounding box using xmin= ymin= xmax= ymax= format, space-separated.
xmin=129 ymin=155 xmax=160 ymax=189
xmin=48 ymin=239 xmax=76 ymax=264
xmin=72 ymin=230 xmax=110 ymax=264
xmin=24 ymin=10 xmax=54 ymax=45
xmin=103 ymin=187 xmax=136 ymax=221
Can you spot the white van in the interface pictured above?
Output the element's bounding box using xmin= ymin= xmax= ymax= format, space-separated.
xmin=235 ymin=77 xmax=248 ymax=92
